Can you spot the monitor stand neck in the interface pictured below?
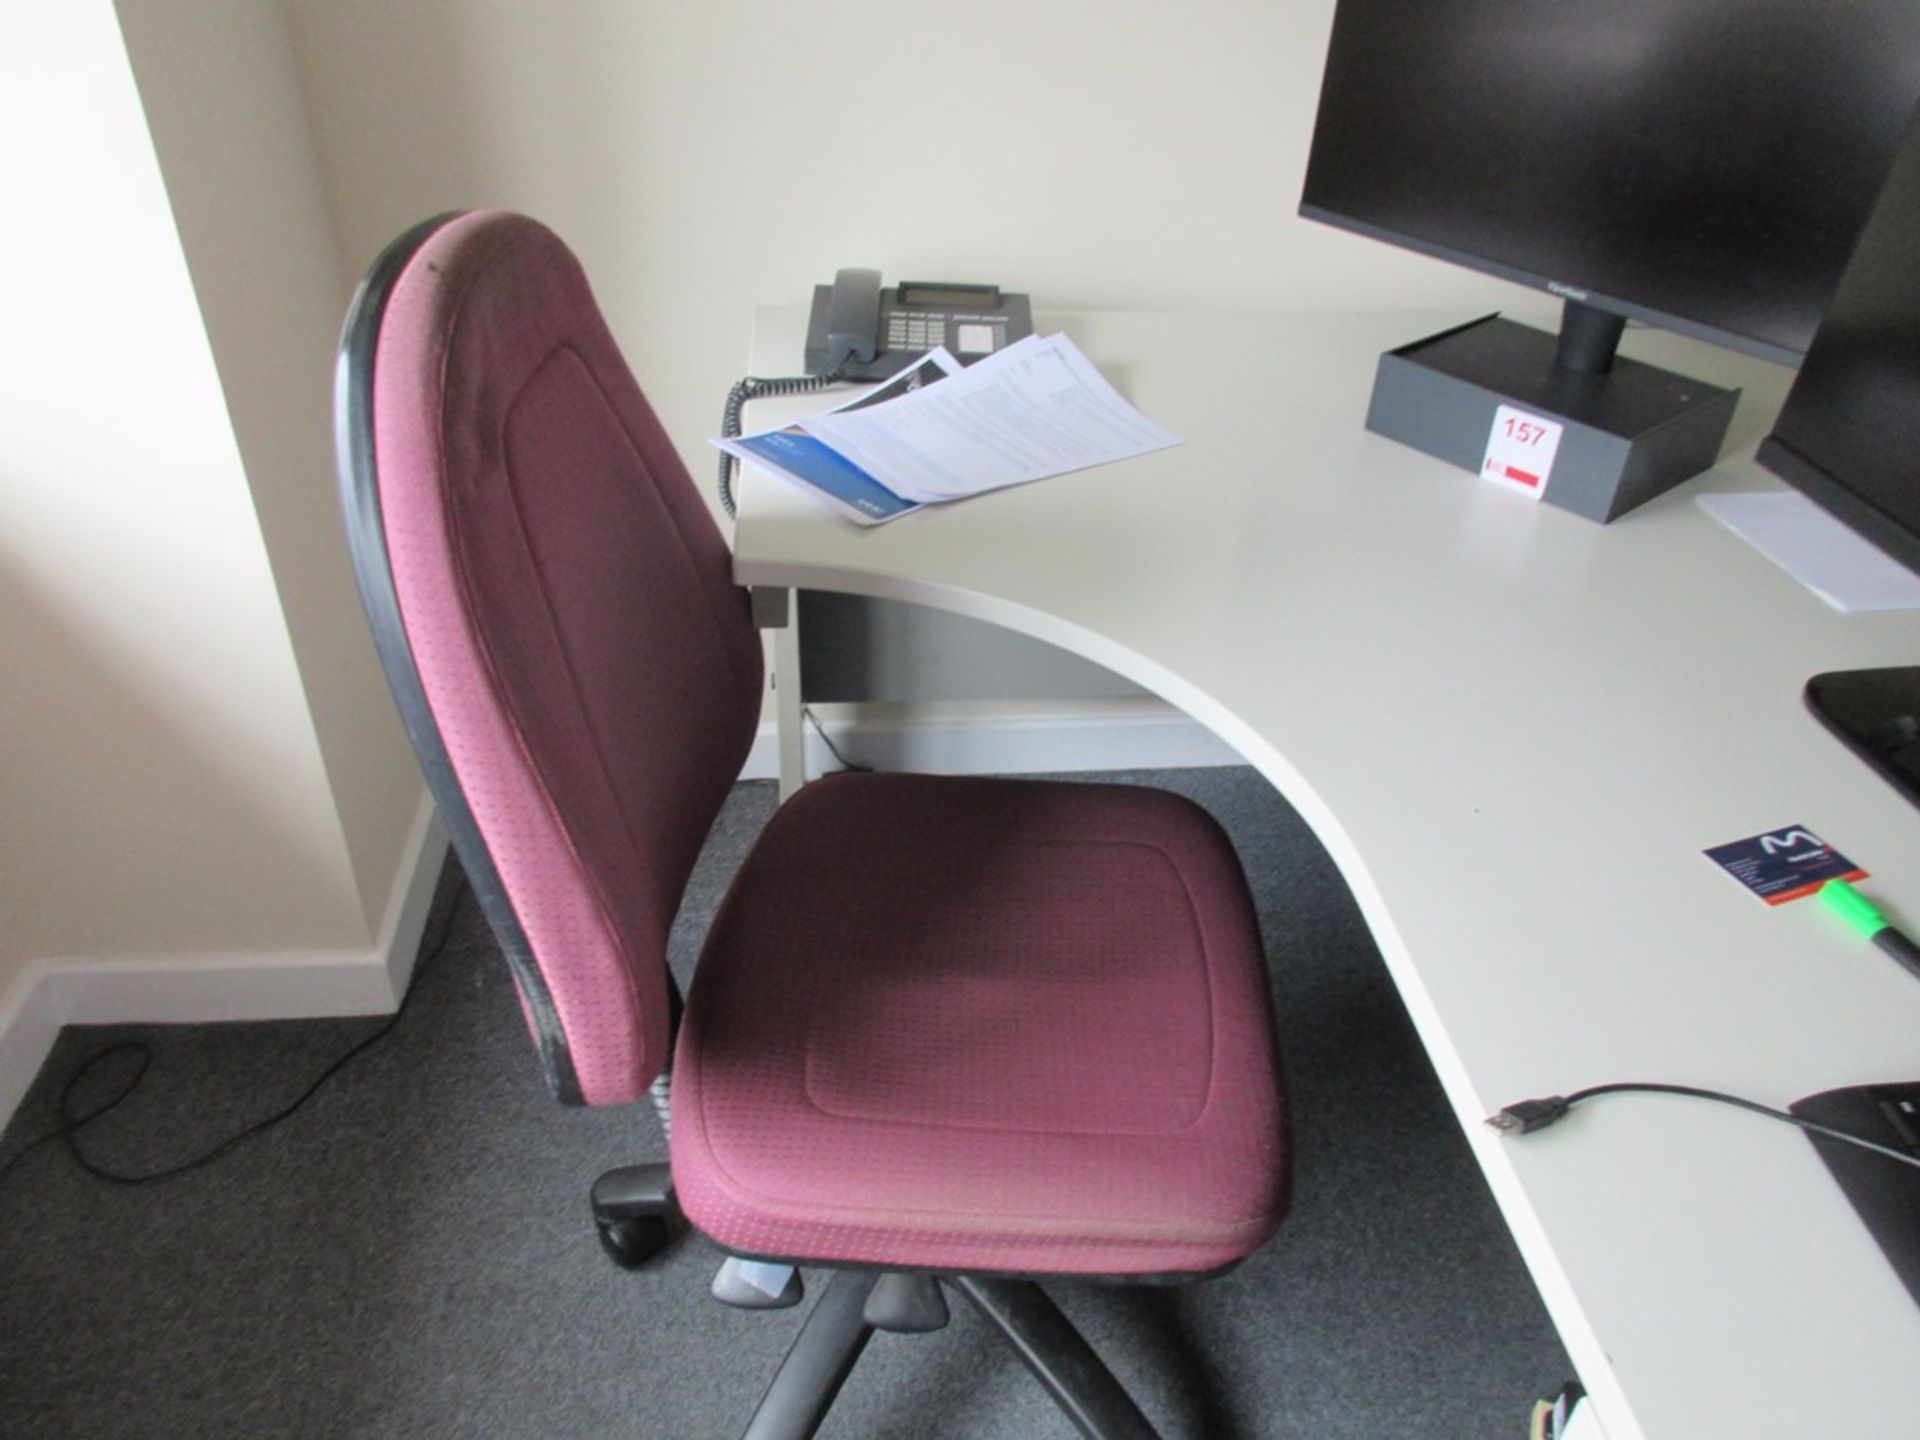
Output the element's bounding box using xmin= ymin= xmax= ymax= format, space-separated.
xmin=1554 ymin=298 xmax=1628 ymax=375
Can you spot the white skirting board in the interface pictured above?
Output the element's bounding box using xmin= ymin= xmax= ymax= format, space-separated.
xmin=0 ymin=797 xmax=448 ymax=1132
xmin=738 ymin=696 xmax=1244 ymax=781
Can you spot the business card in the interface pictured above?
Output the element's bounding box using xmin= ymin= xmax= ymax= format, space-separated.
xmin=1703 ymin=825 xmax=1867 ymax=905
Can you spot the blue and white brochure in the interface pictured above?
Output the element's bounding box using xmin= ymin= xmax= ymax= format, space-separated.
xmin=714 ymin=335 xmax=1183 ymax=526
xmin=722 ymin=430 xmax=918 ymax=524
xmin=799 ymin=333 xmax=1181 ymax=505
xmin=713 ymin=351 xmax=962 ymax=526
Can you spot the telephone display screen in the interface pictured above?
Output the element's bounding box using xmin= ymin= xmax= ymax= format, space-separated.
xmin=898 ymin=283 xmax=1000 ymax=308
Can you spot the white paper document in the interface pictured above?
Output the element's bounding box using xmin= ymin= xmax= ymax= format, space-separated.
xmin=798 ymin=334 xmax=1181 ymax=503
xmin=1698 ymin=491 xmax=1920 ymax=612
xmin=713 ymin=334 xmax=1182 ymax=525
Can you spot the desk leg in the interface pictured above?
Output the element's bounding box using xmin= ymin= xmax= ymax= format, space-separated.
xmin=754 ymin=587 xmax=807 ymax=801
xmin=1558 ymin=1399 xmax=1609 ymax=1440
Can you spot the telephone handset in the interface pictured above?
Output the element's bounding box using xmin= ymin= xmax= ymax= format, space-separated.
xmin=804 ymin=268 xmax=1033 ymax=380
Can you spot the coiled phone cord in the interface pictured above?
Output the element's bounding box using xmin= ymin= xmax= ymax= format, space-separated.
xmin=717 ymin=367 xmax=846 ymax=517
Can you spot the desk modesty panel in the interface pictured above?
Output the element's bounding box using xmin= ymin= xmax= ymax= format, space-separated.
xmin=731 ymin=307 xmax=1920 ymax=1440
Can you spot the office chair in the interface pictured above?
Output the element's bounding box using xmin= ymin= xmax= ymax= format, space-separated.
xmin=334 ymin=209 xmax=1289 ymax=1439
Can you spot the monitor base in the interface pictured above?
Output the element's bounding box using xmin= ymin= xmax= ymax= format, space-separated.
xmin=1365 ymin=314 xmax=1741 ymax=523
xmin=1790 ymin=1082 xmax=1920 ymax=1310
xmin=1805 ymin=667 xmax=1920 ymax=811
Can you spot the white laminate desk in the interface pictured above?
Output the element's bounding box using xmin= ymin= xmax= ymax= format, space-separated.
xmin=730 ymin=306 xmax=1920 ymax=1440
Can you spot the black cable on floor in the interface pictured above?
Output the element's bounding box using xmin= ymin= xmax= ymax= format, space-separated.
xmin=0 ymin=877 xmax=467 ymax=1190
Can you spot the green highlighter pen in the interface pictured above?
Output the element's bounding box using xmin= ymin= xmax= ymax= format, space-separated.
xmin=1820 ymin=879 xmax=1920 ymax=982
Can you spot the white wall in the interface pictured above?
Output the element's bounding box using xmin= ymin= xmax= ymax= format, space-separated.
xmin=0 ymin=3 xmax=363 ymax=974
xmin=0 ymin=2 xmax=440 ymax=1116
xmin=114 ymin=0 xmax=426 ymax=939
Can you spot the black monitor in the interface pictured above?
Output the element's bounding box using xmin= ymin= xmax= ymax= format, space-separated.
xmin=1757 ymin=107 xmax=1920 ymax=811
xmin=1300 ymin=1 xmax=1920 ymax=520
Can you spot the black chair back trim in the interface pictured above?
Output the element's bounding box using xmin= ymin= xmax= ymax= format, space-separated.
xmin=333 ymin=211 xmax=585 ymax=1106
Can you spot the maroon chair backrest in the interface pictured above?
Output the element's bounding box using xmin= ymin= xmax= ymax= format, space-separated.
xmin=335 ymin=211 xmax=763 ymax=1105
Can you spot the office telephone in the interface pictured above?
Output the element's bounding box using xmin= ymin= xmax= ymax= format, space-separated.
xmin=718 ymin=268 xmax=1035 ymax=516
xmin=804 ymin=268 xmax=1033 ymax=380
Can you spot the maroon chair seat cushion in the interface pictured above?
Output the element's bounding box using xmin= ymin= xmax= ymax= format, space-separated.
xmin=670 ymin=773 xmax=1290 ymax=1277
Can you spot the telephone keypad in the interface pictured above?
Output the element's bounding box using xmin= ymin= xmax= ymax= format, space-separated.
xmin=888 ymin=317 xmax=938 ymax=349
xmin=885 ymin=315 xmax=1006 ymax=356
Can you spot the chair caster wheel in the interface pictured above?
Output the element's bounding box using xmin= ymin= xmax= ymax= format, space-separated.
xmin=596 ymin=1213 xmax=670 ymax=1269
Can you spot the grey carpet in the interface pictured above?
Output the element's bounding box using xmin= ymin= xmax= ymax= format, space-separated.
xmin=0 ymin=768 xmax=1572 ymax=1438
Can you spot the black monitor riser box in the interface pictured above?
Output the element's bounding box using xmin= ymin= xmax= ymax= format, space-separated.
xmin=1368 ymin=313 xmax=1739 ymax=524
xmin=1302 ymin=0 xmax=1920 ymax=522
